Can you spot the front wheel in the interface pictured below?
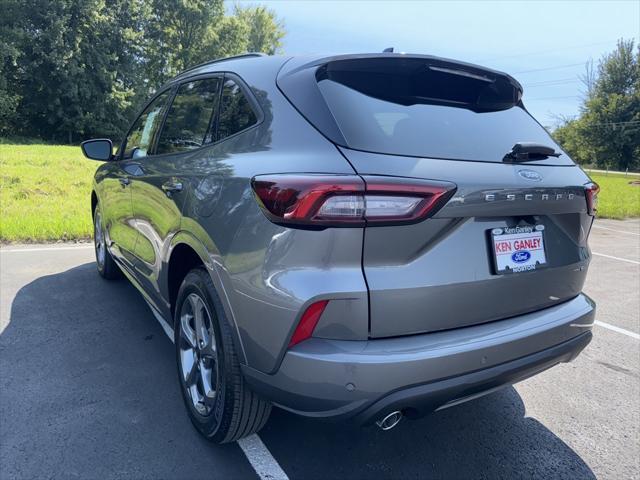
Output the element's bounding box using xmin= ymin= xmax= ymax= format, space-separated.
xmin=93 ymin=207 xmax=121 ymax=280
xmin=175 ymin=268 xmax=271 ymax=443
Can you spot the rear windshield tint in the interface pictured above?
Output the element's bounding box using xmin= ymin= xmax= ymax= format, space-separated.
xmin=316 ymin=61 xmax=563 ymax=162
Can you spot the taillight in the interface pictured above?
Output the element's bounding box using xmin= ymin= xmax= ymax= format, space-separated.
xmin=251 ymin=174 xmax=456 ymax=228
xmin=288 ymin=300 xmax=329 ymax=348
xmin=585 ymin=182 xmax=599 ymax=216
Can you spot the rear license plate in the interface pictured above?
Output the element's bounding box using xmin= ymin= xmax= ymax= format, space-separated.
xmin=491 ymin=225 xmax=547 ymax=274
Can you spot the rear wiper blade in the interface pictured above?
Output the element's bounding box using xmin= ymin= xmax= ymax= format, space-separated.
xmin=503 ymin=142 xmax=561 ymax=162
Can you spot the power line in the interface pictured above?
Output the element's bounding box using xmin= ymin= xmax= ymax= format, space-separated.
xmin=479 ymin=40 xmax=618 ymax=62
xmin=524 ymin=77 xmax=580 ymax=87
xmin=526 ymin=95 xmax=581 ymax=100
xmin=514 ymin=62 xmax=586 ymax=74
xmin=550 ymin=120 xmax=640 ymax=127
xmin=588 ymin=120 xmax=640 ymax=127
xmin=526 ymin=82 xmax=581 ymax=88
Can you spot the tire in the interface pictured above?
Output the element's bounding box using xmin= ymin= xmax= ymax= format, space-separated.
xmin=93 ymin=206 xmax=121 ymax=280
xmin=174 ymin=267 xmax=271 ymax=443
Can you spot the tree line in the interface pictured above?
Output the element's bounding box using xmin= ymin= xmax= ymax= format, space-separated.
xmin=552 ymin=39 xmax=639 ymax=172
xmin=0 ymin=0 xmax=285 ymax=143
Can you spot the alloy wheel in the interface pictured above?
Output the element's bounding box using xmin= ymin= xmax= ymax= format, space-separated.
xmin=94 ymin=211 xmax=106 ymax=267
xmin=179 ymin=292 xmax=219 ymax=416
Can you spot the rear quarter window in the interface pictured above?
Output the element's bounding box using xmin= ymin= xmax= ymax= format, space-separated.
xmin=217 ymin=79 xmax=258 ymax=141
xmin=156 ymin=78 xmax=221 ymax=155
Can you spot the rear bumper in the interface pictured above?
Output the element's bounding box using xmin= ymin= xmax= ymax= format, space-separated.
xmin=354 ymin=330 xmax=591 ymax=424
xmin=242 ymin=294 xmax=595 ymax=423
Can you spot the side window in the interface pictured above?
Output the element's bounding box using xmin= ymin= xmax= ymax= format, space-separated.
xmin=156 ymin=78 xmax=221 ymax=155
xmin=122 ymin=90 xmax=170 ymax=159
xmin=217 ymin=79 xmax=258 ymax=141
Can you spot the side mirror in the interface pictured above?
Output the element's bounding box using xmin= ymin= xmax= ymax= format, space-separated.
xmin=81 ymin=139 xmax=113 ymax=161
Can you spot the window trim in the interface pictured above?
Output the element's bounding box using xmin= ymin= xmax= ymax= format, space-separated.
xmin=143 ymin=71 xmax=264 ymax=161
xmin=117 ymin=87 xmax=174 ymax=162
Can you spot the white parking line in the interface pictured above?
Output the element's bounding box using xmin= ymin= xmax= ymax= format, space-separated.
xmin=238 ymin=434 xmax=289 ymax=480
xmin=592 ymin=252 xmax=640 ymax=265
xmin=0 ymin=245 xmax=94 ymax=253
xmin=147 ymin=304 xmax=288 ymax=479
xmin=595 ymin=321 xmax=640 ymax=340
xmin=592 ymin=225 xmax=640 ymax=236
xmin=148 ymin=307 xmax=175 ymax=342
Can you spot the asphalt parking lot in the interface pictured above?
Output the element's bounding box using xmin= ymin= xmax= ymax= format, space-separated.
xmin=1 ymin=219 xmax=638 ymax=479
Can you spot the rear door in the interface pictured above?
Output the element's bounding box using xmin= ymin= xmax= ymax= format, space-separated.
xmin=279 ymin=55 xmax=595 ymax=337
xmin=130 ymin=76 xmax=222 ymax=313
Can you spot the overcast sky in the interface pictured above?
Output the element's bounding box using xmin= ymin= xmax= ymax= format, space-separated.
xmin=247 ymin=0 xmax=640 ymax=127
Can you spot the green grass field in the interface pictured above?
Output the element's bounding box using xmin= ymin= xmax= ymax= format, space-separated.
xmin=0 ymin=143 xmax=638 ymax=242
xmin=1 ymin=144 xmax=99 ymax=242
xmin=588 ymin=172 xmax=640 ymax=219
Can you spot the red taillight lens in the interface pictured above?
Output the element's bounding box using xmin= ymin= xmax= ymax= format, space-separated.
xmin=251 ymin=175 xmax=365 ymax=226
xmin=288 ymin=300 xmax=329 ymax=348
xmin=585 ymin=182 xmax=599 ymax=216
xmin=251 ymin=174 xmax=456 ymax=227
xmin=362 ymin=176 xmax=457 ymax=224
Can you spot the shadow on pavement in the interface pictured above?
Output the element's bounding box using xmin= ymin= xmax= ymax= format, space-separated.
xmin=261 ymin=387 xmax=596 ymax=479
xmin=0 ymin=263 xmax=255 ymax=480
xmin=1 ymin=263 xmax=595 ymax=479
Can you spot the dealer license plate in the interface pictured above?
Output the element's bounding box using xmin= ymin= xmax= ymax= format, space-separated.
xmin=491 ymin=225 xmax=547 ymax=274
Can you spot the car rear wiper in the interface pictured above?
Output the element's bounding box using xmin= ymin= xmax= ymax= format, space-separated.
xmin=503 ymin=142 xmax=561 ymax=162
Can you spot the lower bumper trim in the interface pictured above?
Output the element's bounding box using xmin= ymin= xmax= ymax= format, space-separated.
xmin=355 ymin=331 xmax=592 ymax=425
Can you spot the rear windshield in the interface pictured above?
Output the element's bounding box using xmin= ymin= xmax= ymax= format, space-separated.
xmin=316 ymin=60 xmax=563 ymax=162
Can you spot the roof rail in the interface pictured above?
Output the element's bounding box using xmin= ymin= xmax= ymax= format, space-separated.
xmin=176 ymin=53 xmax=267 ymax=78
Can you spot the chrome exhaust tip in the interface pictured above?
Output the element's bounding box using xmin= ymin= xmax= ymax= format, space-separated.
xmin=375 ymin=411 xmax=403 ymax=431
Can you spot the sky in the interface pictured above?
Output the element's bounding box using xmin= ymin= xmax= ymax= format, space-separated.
xmin=244 ymin=0 xmax=640 ymax=127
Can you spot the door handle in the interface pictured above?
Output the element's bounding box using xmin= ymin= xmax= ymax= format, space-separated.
xmin=119 ymin=177 xmax=131 ymax=187
xmin=162 ymin=181 xmax=183 ymax=196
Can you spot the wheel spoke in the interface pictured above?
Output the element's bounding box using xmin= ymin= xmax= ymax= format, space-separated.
xmin=201 ymin=342 xmax=216 ymax=360
xmin=180 ymin=313 xmax=197 ymax=348
xmin=184 ymin=352 xmax=199 ymax=386
xmin=193 ymin=297 xmax=206 ymax=347
xmin=199 ymin=359 xmax=216 ymax=405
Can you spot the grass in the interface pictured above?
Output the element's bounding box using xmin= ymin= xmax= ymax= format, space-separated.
xmin=589 ymin=172 xmax=640 ymax=219
xmin=0 ymin=144 xmax=100 ymax=242
xmin=0 ymin=143 xmax=638 ymax=242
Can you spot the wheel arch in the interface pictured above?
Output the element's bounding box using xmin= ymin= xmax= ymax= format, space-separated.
xmin=167 ymin=232 xmax=247 ymax=364
xmin=91 ymin=190 xmax=98 ymax=217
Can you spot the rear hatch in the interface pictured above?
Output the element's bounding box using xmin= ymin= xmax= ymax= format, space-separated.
xmin=278 ymin=54 xmax=595 ymax=338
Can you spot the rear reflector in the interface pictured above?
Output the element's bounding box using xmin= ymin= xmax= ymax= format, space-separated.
xmin=288 ymin=300 xmax=329 ymax=348
xmin=585 ymin=182 xmax=599 ymax=216
xmin=251 ymin=174 xmax=456 ymax=227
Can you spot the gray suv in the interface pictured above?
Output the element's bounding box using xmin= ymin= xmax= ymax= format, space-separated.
xmin=81 ymin=52 xmax=597 ymax=443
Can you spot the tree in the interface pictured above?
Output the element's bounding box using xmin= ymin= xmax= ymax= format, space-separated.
xmin=553 ymin=39 xmax=640 ymax=171
xmin=0 ymin=0 xmax=150 ymax=142
xmin=144 ymin=0 xmax=226 ymax=88
xmin=553 ymin=117 xmax=590 ymax=164
xmin=144 ymin=2 xmax=285 ymax=88
xmin=580 ymin=39 xmax=640 ymax=171
xmin=0 ymin=0 xmax=286 ymax=141
xmin=234 ymin=5 xmax=285 ymax=55
xmin=0 ymin=0 xmax=23 ymax=136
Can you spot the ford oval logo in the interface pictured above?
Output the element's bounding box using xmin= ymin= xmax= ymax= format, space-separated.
xmin=518 ymin=169 xmax=542 ymax=182
xmin=512 ymin=251 xmax=531 ymax=263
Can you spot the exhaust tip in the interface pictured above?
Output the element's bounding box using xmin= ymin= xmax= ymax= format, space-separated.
xmin=375 ymin=411 xmax=403 ymax=431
